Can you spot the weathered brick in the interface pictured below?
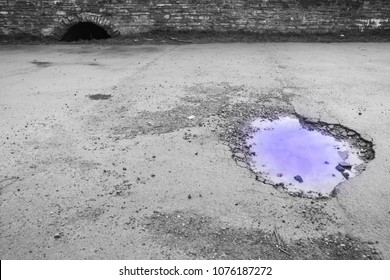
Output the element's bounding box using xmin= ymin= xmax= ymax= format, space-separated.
xmin=0 ymin=0 xmax=389 ymax=37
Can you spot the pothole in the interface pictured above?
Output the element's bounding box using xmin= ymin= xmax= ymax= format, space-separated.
xmin=235 ymin=115 xmax=374 ymax=198
xmin=88 ymin=94 xmax=112 ymax=100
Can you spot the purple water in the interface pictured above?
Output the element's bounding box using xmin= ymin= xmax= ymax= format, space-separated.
xmin=246 ymin=117 xmax=364 ymax=196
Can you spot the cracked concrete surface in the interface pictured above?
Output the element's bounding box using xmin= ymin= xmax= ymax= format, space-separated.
xmin=0 ymin=43 xmax=389 ymax=259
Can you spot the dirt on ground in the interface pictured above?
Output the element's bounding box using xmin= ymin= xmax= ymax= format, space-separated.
xmin=0 ymin=42 xmax=389 ymax=260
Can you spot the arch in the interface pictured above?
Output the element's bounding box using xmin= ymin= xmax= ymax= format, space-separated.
xmin=61 ymin=22 xmax=111 ymax=41
xmin=51 ymin=12 xmax=120 ymax=41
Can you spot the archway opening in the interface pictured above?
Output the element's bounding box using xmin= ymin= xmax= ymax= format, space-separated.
xmin=61 ymin=22 xmax=111 ymax=42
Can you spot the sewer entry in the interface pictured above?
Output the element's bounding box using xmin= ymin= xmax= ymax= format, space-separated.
xmin=61 ymin=22 xmax=111 ymax=42
xmin=243 ymin=116 xmax=374 ymax=197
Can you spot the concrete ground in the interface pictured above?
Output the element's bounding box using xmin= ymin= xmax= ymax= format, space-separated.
xmin=0 ymin=43 xmax=389 ymax=260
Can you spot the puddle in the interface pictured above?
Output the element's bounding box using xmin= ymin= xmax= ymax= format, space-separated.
xmin=244 ymin=116 xmax=373 ymax=197
xmin=88 ymin=94 xmax=112 ymax=100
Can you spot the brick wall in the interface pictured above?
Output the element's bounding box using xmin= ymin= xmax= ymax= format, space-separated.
xmin=0 ymin=0 xmax=389 ymax=38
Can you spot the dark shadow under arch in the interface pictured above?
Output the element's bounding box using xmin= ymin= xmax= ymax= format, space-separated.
xmin=61 ymin=22 xmax=111 ymax=41
xmin=51 ymin=13 xmax=120 ymax=41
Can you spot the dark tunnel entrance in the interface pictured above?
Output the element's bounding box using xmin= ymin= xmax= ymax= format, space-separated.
xmin=61 ymin=22 xmax=111 ymax=42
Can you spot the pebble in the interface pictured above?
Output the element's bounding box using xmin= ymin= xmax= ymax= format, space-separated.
xmin=339 ymin=162 xmax=352 ymax=169
xmin=337 ymin=151 xmax=349 ymax=160
xmin=234 ymin=152 xmax=245 ymax=160
xmin=264 ymin=180 xmax=275 ymax=185
xmin=54 ymin=233 xmax=61 ymax=239
xmin=335 ymin=165 xmax=345 ymax=172
xmin=294 ymin=175 xmax=303 ymax=183
xmin=342 ymin=172 xmax=350 ymax=179
xmin=187 ymin=194 xmax=192 ymax=199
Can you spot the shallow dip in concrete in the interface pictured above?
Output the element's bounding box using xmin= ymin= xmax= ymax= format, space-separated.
xmin=88 ymin=94 xmax=112 ymax=100
xmin=246 ymin=116 xmax=369 ymax=197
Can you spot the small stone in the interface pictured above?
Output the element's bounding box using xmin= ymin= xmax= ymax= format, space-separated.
xmin=54 ymin=233 xmax=61 ymax=239
xmin=337 ymin=151 xmax=349 ymax=160
xmin=123 ymin=167 xmax=127 ymax=171
xmin=187 ymin=194 xmax=192 ymax=199
xmin=294 ymin=175 xmax=303 ymax=183
xmin=339 ymin=162 xmax=352 ymax=169
xmin=151 ymin=174 xmax=155 ymax=177
xmin=324 ymin=161 xmax=329 ymax=164
xmin=342 ymin=172 xmax=350 ymax=179
xmin=276 ymin=173 xmax=283 ymax=177
xmin=264 ymin=180 xmax=275 ymax=185
xmin=335 ymin=165 xmax=345 ymax=172
xmin=354 ymin=164 xmax=365 ymax=172
xmin=234 ymin=152 xmax=245 ymax=160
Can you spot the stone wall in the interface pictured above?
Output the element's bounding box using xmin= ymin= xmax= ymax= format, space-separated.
xmin=0 ymin=0 xmax=389 ymax=38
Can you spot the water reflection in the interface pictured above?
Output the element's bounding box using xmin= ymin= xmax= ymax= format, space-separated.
xmin=246 ymin=117 xmax=364 ymax=196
